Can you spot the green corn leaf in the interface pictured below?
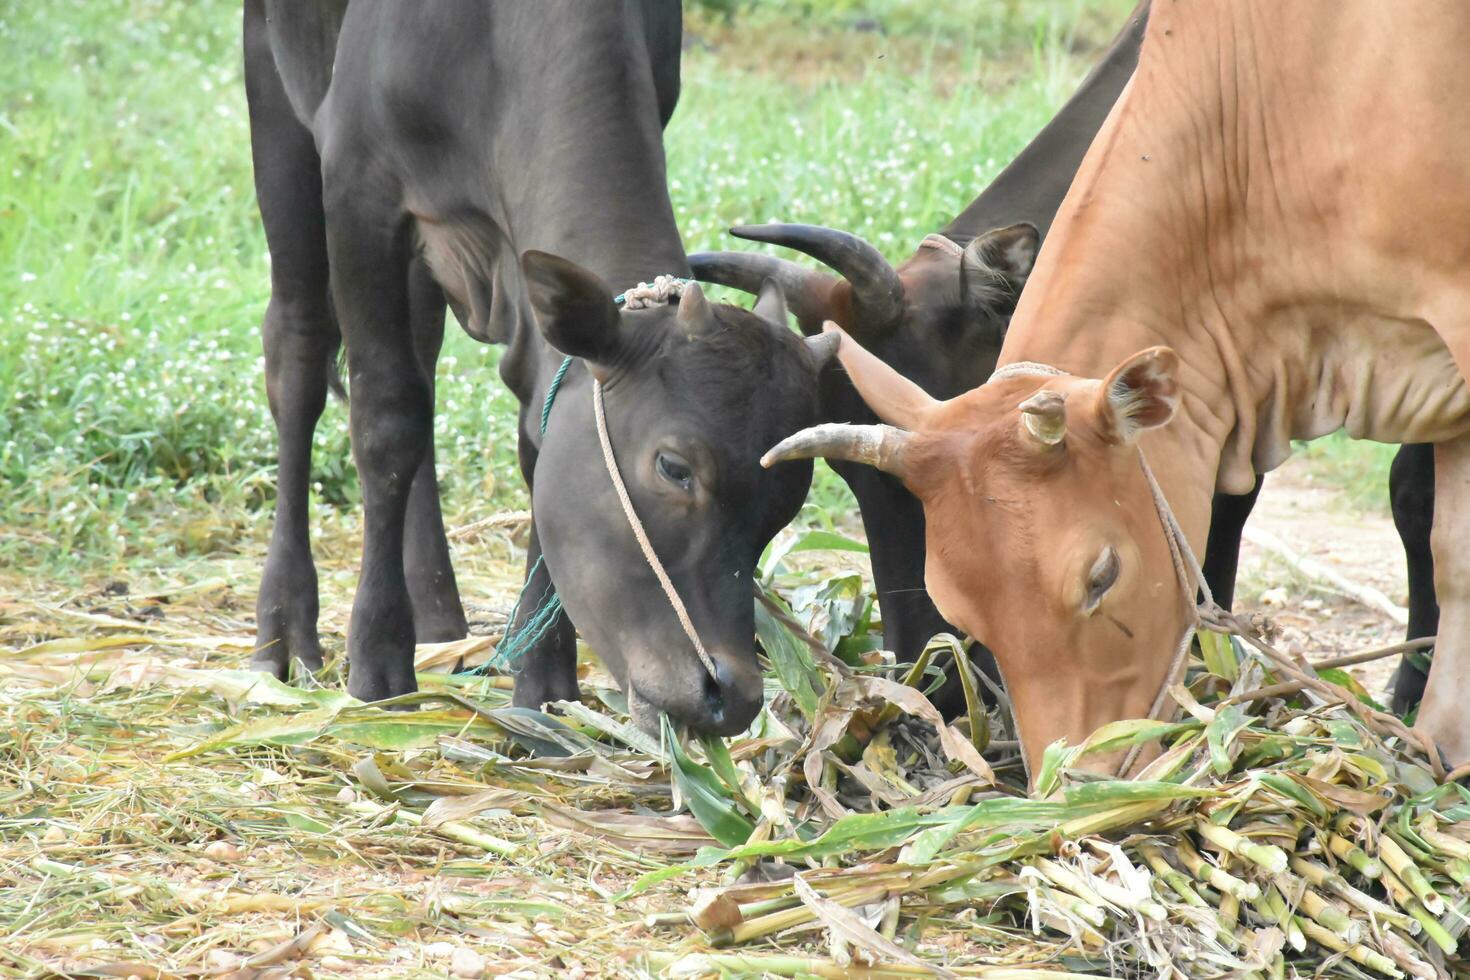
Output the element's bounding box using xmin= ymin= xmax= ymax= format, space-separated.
xmin=1316 ymin=668 xmax=1387 ymax=712
xmin=663 ymin=716 xmax=754 ymax=848
xmin=1198 ymin=629 xmax=1239 ymax=681
xmin=1072 ymin=718 xmax=1199 ymax=761
xmin=760 ymin=528 xmax=869 ymax=579
xmin=1258 ymin=772 xmax=1330 ymax=819
xmin=1033 ymin=739 xmax=1076 ymax=798
xmin=699 ymin=733 xmax=758 ymax=816
xmin=754 ymin=593 xmax=823 ymax=718
xmin=165 ymin=707 xmax=343 ymax=759
xmin=1205 ymin=702 xmax=1254 ymax=776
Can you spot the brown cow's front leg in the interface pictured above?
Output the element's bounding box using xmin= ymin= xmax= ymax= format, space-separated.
xmin=403 ymin=258 xmax=468 ymax=644
xmin=1414 ymin=435 xmax=1470 ymax=768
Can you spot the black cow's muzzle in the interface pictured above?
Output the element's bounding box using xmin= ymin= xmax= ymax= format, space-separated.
xmin=628 ymin=646 xmax=764 ymax=737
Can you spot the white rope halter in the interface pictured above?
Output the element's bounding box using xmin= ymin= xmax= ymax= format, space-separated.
xmin=597 ymin=276 xmax=720 ymax=684
xmin=617 ymin=274 xmax=688 ymax=310
xmin=986 ymin=361 xmax=1211 ymax=777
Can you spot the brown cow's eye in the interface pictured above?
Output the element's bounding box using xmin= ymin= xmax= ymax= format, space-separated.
xmin=1084 ymin=546 xmax=1120 ymax=613
xmin=656 ymin=451 xmax=694 ymax=490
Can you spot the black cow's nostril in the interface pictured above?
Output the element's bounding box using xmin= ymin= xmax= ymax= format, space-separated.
xmin=702 ymin=665 xmax=727 ymax=727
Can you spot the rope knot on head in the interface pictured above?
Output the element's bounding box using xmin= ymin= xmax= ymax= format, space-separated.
xmin=616 ymin=274 xmax=689 ymax=309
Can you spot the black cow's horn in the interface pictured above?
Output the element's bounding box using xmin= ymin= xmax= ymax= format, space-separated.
xmin=762 ymin=423 xmax=910 ymax=476
xmin=732 ymin=223 xmax=905 ymax=331
xmin=688 ymin=250 xmax=838 ymax=332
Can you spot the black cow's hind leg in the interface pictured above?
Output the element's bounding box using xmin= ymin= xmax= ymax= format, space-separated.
xmin=403 ymin=258 xmax=469 ymax=643
xmin=1201 ymin=479 xmax=1265 ymax=611
xmin=246 ymin=0 xmax=333 ymax=680
xmin=324 ymin=187 xmax=427 ymax=702
xmin=1390 ymin=443 xmax=1437 ymax=715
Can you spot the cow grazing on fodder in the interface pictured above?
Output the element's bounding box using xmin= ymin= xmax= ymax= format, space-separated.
xmin=764 ymin=0 xmax=1470 ymax=778
xmin=689 ymin=4 xmax=1147 ymax=713
xmin=695 ymin=0 xmax=1441 ymax=719
xmin=243 ymin=0 xmax=834 ymax=735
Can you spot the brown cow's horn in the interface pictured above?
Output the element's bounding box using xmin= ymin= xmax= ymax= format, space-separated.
xmin=762 ymin=423 xmax=910 ymax=475
xmin=688 ymin=251 xmax=838 ymax=332
xmin=1019 ymin=390 xmax=1067 ymax=446
xmin=732 ymin=223 xmax=905 ymax=331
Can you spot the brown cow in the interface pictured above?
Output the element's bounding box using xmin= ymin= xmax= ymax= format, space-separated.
xmin=765 ymin=1 xmax=1470 ymax=779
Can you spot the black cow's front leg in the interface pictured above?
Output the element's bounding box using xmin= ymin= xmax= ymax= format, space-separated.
xmin=254 ymin=294 xmax=334 ymax=681
xmin=324 ymin=192 xmax=426 ymax=702
xmin=1201 ymin=480 xmax=1265 ymax=611
xmin=509 ymin=523 xmax=581 ymax=710
xmin=403 ymin=258 xmax=469 ymax=643
xmin=245 ymin=0 xmax=332 ymax=681
xmin=1390 ymin=443 xmax=1437 ymax=715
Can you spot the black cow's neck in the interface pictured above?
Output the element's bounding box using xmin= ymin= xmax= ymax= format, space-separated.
xmin=938 ymin=1 xmax=1146 ymax=245
xmin=490 ymin=3 xmax=690 ymax=414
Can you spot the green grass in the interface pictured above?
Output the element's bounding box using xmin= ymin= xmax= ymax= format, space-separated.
xmin=1294 ymin=432 xmax=1398 ymax=515
xmin=4 ymin=0 xmax=1390 ymax=581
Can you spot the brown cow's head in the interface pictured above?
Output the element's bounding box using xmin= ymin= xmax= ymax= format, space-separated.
xmin=764 ymin=325 xmax=1191 ymax=779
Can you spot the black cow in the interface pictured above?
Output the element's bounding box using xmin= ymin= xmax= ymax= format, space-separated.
xmin=243 ymin=0 xmax=834 ymax=735
xmin=693 ymin=1 xmax=1439 ymax=715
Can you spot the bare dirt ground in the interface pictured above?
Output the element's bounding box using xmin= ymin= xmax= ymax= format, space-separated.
xmin=1231 ymin=455 xmax=1410 ymax=701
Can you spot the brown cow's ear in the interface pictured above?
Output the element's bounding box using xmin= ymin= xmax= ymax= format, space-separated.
xmin=961 ymin=222 xmax=1039 ymax=301
xmin=826 ymin=321 xmax=938 ymax=430
xmin=1095 ymin=346 xmax=1180 ymax=442
xmin=522 ymin=250 xmax=622 ymax=371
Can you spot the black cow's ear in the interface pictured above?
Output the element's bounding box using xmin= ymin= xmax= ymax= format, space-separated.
xmin=961 ymin=222 xmax=1040 ymax=301
xmin=521 ymin=250 xmax=622 ymax=366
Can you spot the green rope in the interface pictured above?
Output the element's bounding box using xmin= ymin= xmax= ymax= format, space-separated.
xmin=470 ymin=275 xmax=688 ymax=676
xmin=471 ymin=356 xmax=573 ymax=674
xmin=539 ymin=355 xmax=574 ymax=436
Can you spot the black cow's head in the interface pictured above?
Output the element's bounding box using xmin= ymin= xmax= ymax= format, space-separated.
xmin=691 ymin=222 xmax=1039 ymax=415
xmin=689 ymin=223 xmax=1038 ymax=707
xmin=520 ymin=250 xmax=835 ymax=736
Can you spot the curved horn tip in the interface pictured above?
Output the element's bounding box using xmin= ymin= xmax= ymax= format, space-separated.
xmin=804 ymin=330 xmax=841 ymax=367
xmin=762 ymin=423 xmax=911 ymax=472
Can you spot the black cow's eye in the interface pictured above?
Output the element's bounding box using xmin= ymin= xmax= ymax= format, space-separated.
xmin=656 ymin=451 xmax=694 ymax=489
xmin=1084 ymin=546 xmax=1120 ymax=613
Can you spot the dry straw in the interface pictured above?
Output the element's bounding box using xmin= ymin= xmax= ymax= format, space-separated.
xmin=1 ymin=550 xmax=1466 ymax=978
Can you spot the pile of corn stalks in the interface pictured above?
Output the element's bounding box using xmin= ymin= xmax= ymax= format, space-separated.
xmin=1 ymin=537 xmax=1466 ymax=977
xmin=612 ymin=589 xmax=1469 ymax=979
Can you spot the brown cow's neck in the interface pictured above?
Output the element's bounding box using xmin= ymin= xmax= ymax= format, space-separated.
xmin=1001 ymin=2 xmax=1470 ymax=536
xmin=997 ymin=4 xmax=1347 ymax=557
